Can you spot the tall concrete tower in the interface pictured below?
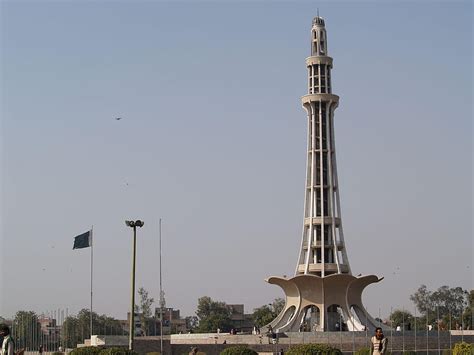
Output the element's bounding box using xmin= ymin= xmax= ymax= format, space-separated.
xmin=296 ymin=16 xmax=351 ymax=277
xmin=265 ymin=16 xmax=384 ymax=333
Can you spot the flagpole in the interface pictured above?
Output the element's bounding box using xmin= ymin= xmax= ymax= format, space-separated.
xmin=90 ymin=225 xmax=94 ymax=338
xmin=159 ymin=218 xmax=163 ymax=355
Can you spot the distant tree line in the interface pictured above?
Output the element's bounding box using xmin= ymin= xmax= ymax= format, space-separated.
xmin=1 ymin=283 xmax=472 ymax=347
xmin=62 ymin=309 xmax=125 ymax=348
xmin=390 ymin=285 xmax=472 ymax=330
xmin=0 ymin=309 xmax=123 ymax=351
xmin=185 ymin=296 xmax=284 ymax=333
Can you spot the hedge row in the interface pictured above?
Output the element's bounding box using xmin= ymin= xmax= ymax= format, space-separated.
xmin=285 ymin=344 xmax=342 ymax=355
xmin=220 ymin=346 xmax=258 ymax=355
xmin=70 ymin=347 xmax=138 ymax=355
xmin=218 ymin=344 xmax=341 ymax=355
xmin=453 ymin=342 xmax=474 ymax=355
xmin=70 ymin=342 xmax=473 ymax=355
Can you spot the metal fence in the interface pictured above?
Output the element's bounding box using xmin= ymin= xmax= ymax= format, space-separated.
xmin=7 ymin=308 xmax=127 ymax=352
xmin=3 ymin=306 xmax=473 ymax=353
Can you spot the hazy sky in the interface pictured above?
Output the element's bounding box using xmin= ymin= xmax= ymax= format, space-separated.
xmin=1 ymin=1 xmax=472 ymax=321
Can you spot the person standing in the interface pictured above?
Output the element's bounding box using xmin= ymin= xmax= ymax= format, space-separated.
xmin=0 ymin=325 xmax=14 ymax=355
xmin=370 ymin=327 xmax=388 ymax=355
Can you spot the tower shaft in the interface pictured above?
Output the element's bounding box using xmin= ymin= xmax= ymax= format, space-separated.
xmin=296 ymin=17 xmax=351 ymax=277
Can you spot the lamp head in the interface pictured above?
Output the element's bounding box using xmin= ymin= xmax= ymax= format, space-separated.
xmin=125 ymin=220 xmax=144 ymax=228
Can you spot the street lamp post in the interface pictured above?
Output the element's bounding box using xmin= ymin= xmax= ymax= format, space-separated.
xmin=158 ymin=218 xmax=164 ymax=355
xmin=125 ymin=219 xmax=144 ymax=351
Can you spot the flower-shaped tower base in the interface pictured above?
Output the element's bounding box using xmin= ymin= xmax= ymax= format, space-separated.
xmin=266 ymin=274 xmax=383 ymax=332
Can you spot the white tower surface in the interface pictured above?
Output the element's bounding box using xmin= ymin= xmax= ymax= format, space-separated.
xmin=296 ymin=15 xmax=351 ymax=277
xmin=265 ymin=16 xmax=386 ymax=333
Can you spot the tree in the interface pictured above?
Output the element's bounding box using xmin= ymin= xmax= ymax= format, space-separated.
xmin=62 ymin=309 xmax=125 ymax=348
xmin=62 ymin=316 xmax=81 ymax=349
xmin=96 ymin=315 xmax=124 ymax=336
xmin=462 ymin=290 xmax=474 ymax=330
xmin=185 ymin=316 xmax=199 ymax=332
xmin=195 ymin=296 xmax=233 ymax=333
xmin=251 ymin=305 xmax=273 ymax=327
xmin=252 ymin=298 xmax=285 ymax=327
xmin=77 ymin=309 xmax=94 ymax=339
xmin=136 ymin=287 xmax=154 ymax=336
xmin=431 ymin=286 xmax=468 ymax=317
xmin=410 ymin=285 xmax=470 ymax=329
xmin=410 ymin=285 xmax=435 ymax=315
xmin=271 ymin=298 xmax=285 ymax=315
xmin=13 ymin=310 xmax=42 ymax=350
xmin=410 ymin=285 xmax=468 ymax=317
xmin=389 ymin=309 xmax=413 ymax=329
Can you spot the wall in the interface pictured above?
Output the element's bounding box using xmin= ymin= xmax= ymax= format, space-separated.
xmin=132 ymin=332 xmax=474 ymax=355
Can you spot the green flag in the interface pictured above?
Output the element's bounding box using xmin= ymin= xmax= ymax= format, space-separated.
xmin=73 ymin=230 xmax=91 ymax=249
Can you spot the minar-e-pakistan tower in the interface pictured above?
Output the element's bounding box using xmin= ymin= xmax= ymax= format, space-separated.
xmin=266 ymin=16 xmax=383 ymax=332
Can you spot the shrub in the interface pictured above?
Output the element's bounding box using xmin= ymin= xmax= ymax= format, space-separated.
xmin=146 ymin=352 xmax=161 ymax=355
xmin=286 ymin=344 xmax=342 ymax=355
xmin=99 ymin=347 xmax=138 ymax=355
xmin=355 ymin=347 xmax=370 ymax=355
xmin=453 ymin=342 xmax=474 ymax=355
xmin=220 ymin=346 xmax=258 ymax=355
xmin=182 ymin=348 xmax=206 ymax=355
xmin=70 ymin=347 xmax=103 ymax=355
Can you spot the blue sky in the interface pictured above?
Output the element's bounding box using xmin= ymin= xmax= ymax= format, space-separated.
xmin=1 ymin=0 xmax=472 ymax=320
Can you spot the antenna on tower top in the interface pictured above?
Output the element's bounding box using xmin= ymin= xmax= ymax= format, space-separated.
xmin=317 ymin=8 xmax=319 ymax=17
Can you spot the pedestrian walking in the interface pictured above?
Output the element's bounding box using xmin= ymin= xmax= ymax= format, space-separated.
xmin=370 ymin=327 xmax=388 ymax=355
xmin=0 ymin=325 xmax=14 ymax=355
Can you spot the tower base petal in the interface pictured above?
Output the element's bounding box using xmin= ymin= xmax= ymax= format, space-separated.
xmin=265 ymin=274 xmax=386 ymax=332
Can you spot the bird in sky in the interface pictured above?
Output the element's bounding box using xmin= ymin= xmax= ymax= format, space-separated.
xmin=115 ymin=117 xmax=122 ymax=121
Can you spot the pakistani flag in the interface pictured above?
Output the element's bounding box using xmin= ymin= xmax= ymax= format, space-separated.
xmin=73 ymin=230 xmax=92 ymax=249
